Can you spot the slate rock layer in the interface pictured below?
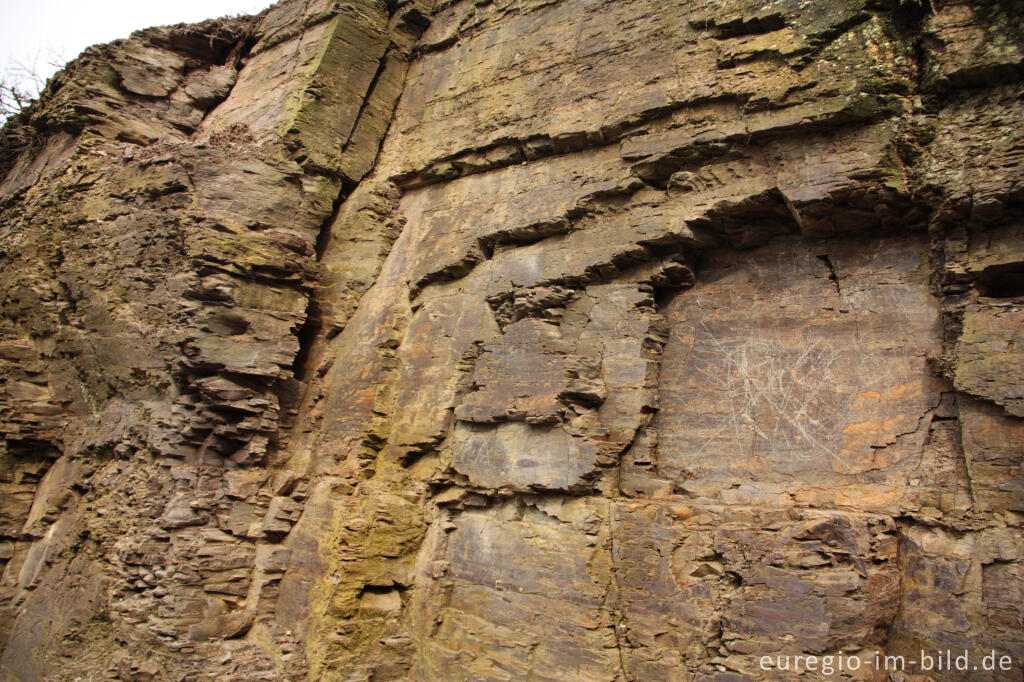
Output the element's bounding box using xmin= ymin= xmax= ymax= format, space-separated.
xmin=0 ymin=0 xmax=1023 ymax=679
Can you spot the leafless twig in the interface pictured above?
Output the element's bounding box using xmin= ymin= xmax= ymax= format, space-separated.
xmin=0 ymin=47 xmax=66 ymax=124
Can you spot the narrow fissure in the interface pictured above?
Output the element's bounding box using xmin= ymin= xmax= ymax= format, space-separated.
xmin=339 ymin=47 xmax=394 ymax=157
xmin=289 ymin=183 xmax=350 ymax=384
xmin=285 ymin=10 xmax=431 ymax=392
xmin=817 ymin=253 xmax=841 ymax=296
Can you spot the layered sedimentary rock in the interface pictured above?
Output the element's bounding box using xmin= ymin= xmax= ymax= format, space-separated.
xmin=1 ymin=0 xmax=1023 ymax=679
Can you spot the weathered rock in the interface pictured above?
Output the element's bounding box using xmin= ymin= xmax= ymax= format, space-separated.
xmin=2 ymin=0 xmax=1024 ymax=679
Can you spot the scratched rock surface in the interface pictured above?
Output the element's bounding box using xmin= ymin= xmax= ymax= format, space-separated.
xmin=1 ymin=0 xmax=1023 ymax=680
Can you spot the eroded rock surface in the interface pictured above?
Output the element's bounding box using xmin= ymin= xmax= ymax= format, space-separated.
xmin=1 ymin=0 xmax=1023 ymax=679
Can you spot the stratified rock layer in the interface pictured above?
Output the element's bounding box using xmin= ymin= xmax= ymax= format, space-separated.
xmin=0 ymin=0 xmax=1022 ymax=680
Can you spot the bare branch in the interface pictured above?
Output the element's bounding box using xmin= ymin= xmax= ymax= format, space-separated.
xmin=1 ymin=48 xmax=66 ymax=124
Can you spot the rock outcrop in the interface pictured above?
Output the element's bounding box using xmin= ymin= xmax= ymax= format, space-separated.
xmin=0 ymin=0 xmax=1022 ymax=679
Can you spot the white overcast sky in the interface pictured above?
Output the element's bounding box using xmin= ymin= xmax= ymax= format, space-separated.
xmin=1 ymin=0 xmax=272 ymax=92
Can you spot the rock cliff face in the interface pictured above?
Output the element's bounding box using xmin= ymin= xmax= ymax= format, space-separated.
xmin=1 ymin=0 xmax=1023 ymax=679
